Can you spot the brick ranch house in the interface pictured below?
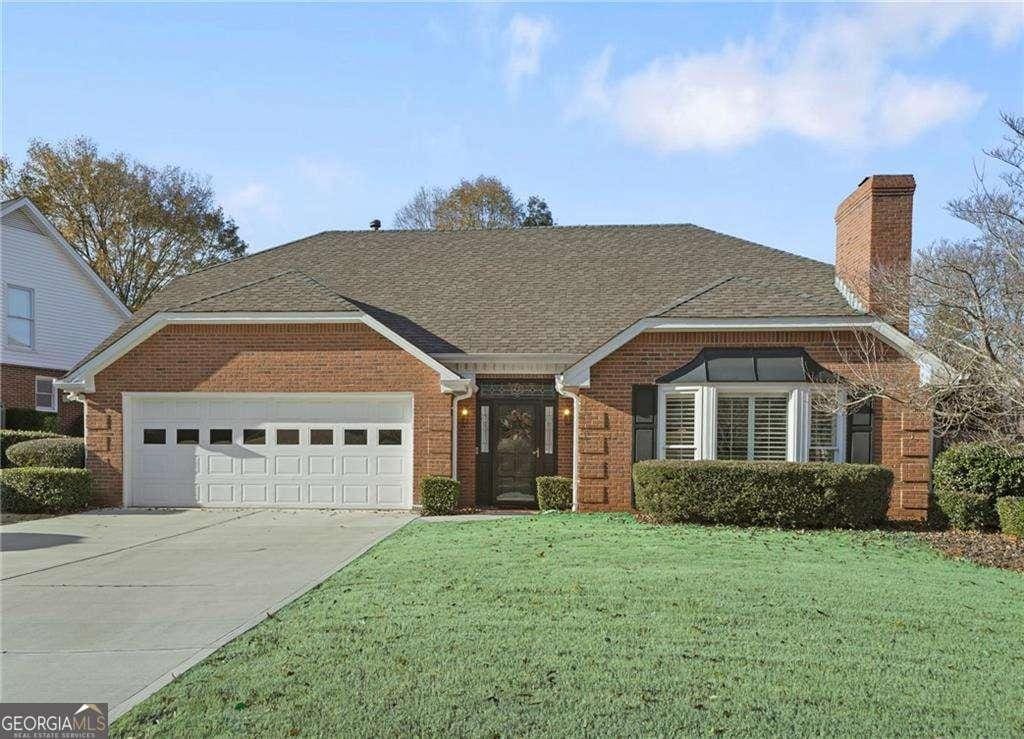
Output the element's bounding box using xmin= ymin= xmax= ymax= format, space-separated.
xmin=58 ymin=175 xmax=944 ymax=521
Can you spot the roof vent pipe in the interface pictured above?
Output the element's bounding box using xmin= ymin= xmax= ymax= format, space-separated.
xmin=369 ymin=219 xmax=381 ymax=231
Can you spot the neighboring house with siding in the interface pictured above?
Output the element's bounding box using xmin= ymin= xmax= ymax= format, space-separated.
xmin=1 ymin=197 xmax=131 ymax=432
xmin=59 ymin=175 xmax=943 ymax=520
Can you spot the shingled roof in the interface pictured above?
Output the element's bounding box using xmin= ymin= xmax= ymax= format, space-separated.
xmin=70 ymin=224 xmax=860 ymax=371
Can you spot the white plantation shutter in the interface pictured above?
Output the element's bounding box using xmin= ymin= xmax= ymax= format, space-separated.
xmin=664 ymin=394 xmax=696 ymax=459
xmin=716 ymin=394 xmax=788 ymax=461
xmin=809 ymin=402 xmax=837 ymax=462
xmin=751 ymin=396 xmax=788 ymax=461
xmin=715 ymin=395 xmax=749 ymax=460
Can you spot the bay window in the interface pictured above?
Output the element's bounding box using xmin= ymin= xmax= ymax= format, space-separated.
xmin=659 ymin=386 xmax=843 ymax=463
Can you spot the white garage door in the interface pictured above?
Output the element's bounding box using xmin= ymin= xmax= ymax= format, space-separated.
xmin=125 ymin=393 xmax=413 ymax=509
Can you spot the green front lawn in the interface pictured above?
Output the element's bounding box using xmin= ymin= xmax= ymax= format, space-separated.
xmin=115 ymin=515 xmax=1023 ymax=737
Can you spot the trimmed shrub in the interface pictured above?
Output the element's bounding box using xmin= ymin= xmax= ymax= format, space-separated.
xmin=4 ymin=407 xmax=61 ymax=434
xmin=6 ymin=437 xmax=85 ymax=469
xmin=633 ymin=461 xmax=892 ymax=529
xmin=933 ymin=443 xmax=1024 ymax=500
xmin=536 ymin=476 xmax=572 ymax=511
xmin=0 ymin=467 xmax=92 ymax=513
xmin=996 ymin=497 xmax=1024 ymax=538
xmin=420 ymin=475 xmax=460 ymax=515
xmin=1 ymin=430 xmax=61 ymax=467
xmin=934 ymin=489 xmax=999 ymax=531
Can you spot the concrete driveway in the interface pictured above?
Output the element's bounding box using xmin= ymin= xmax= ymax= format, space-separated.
xmin=0 ymin=508 xmax=414 ymax=718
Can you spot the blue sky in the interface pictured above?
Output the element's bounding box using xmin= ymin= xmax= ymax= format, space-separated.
xmin=3 ymin=2 xmax=1022 ymax=262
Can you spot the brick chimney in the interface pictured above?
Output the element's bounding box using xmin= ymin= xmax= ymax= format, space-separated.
xmin=834 ymin=174 xmax=915 ymax=332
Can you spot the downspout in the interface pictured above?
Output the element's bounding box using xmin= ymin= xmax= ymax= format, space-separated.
xmin=449 ymin=377 xmax=476 ymax=481
xmin=555 ymin=376 xmax=581 ymax=512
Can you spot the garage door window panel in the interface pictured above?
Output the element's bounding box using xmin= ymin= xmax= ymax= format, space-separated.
xmin=310 ymin=429 xmax=334 ymax=445
xmin=209 ymin=429 xmax=233 ymax=445
xmin=143 ymin=429 xmax=166 ymax=445
xmin=379 ymin=429 xmax=402 ymax=446
xmin=176 ymin=429 xmax=199 ymax=445
xmin=344 ymin=429 xmax=367 ymax=445
xmin=277 ymin=429 xmax=300 ymax=445
xmin=243 ymin=428 xmax=266 ymax=445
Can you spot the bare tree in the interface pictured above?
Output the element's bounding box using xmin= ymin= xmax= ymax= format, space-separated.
xmin=822 ymin=113 xmax=1024 ymax=447
xmin=392 ymin=185 xmax=444 ymax=230
xmin=1 ymin=137 xmax=247 ymax=310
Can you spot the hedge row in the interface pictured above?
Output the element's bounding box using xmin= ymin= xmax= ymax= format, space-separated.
xmin=0 ymin=468 xmax=92 ymax=514
xmin=6 ymin=437 xmax=85 ymax=469
xmin=996 ymin=497 xmax=1024 ymax=538
xmin=1 ymin=430 xmax=61 ymax=467
xmin=634 ymin=460 xmax=892 ymax=529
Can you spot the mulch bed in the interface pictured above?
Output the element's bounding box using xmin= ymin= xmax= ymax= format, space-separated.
xmin=917 ymin=530 xmax=1024 ymax=572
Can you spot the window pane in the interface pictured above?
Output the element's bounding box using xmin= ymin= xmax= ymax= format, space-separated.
xmin=276 ymin=429 xmax=299 ymax=445
xmin=210 ymin=428 xmax=233 ymax=444
xmin=7 ymin=317 xmax=32 ymax=346
xmin=716 ymin=396 xmax=749 ymax=460
xmin=176 ymin=429 xmax=199 ymax=445
xmin=310 ymin=429 xmax=333 ymax=445
xmin=751 ymin=397 xmax=788 ymax=461
xmin=243 ymin=428 xmax=266 ymax=445
xmin=809 ymin=403 xmax=836 ymax=462
xmin=707 ymin=356 xmax=755 ymax=381
xmin=143 ymin=428 xmax=166 ymax=444
xmin=664 ymin=395 xmax=695 ymax=446
xmin=35 ymin=378 xmax=55 ymax=410
xmin=7 ymin=287 xmax=32 ymax=318
xmin=379 ymin=429 xmax=402 ymax=445
xmin=850 ymin=431 xmax=872 ymax=463
xmin=344 ymin=429 xmax=367 ymax=445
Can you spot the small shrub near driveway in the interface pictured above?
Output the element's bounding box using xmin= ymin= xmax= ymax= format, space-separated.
xmin=933 ymin=443 xmax=1024 ymax=499
xmin=996 ymin=497 xmax=1024 ymax=537
xmin=535 ymin=476 xmax=572 ymax=511
xmin=633 ymin=461 xmax=892 ymax=529
xmin=420 ymin=476 xmax=459 ymax=515
xmin=0 ymin=468 xmax=92 ymax=513
xmin=6 ymin=437 xmax=85 ymax=469
xmin=3 ymin=407 xmax=62 ymax=434
xmin=0 ymin=430 xmax=62 ymax=466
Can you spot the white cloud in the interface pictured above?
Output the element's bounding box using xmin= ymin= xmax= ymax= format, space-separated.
xmin=569 ymin=3 xmax=1020 ymax=152
xmin=504 ymin=14 xmax=554 ymax=94
xmin=223 ymin=182 xmax=280 ymax=235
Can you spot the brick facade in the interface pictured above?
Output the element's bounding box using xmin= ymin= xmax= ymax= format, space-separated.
xmin=576 ymin=330 xmax=931 ymax=521
xmin=83 ymin=323 xmax=453 ymax=507
xmin=1 ymin=363 xmax=82 ymax=433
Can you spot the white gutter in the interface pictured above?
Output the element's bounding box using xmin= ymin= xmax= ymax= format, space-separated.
xmin=446 ymin=376 xmax=476 ymax=481
xmin=555 ymin=376 xmax=581 ymax=512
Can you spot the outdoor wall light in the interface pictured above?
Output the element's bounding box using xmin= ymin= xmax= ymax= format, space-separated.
xmin=562 ymin=407 xmax=572 ymax=418
xmin=460 ymin=407 xmax=469 ymax=417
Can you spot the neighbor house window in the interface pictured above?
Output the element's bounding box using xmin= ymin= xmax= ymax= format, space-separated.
xmin=716 ymin=394 xmax=788 ymax=461
xmin=809 ymin=400 xmax=838 ymax=462
xmin=6 ymin=285 xmax=34 ymax=347
xmin=663 ymin=393 xmax=697 ymax=459
xmin=34 ymin=377 xmax=56 ymax=412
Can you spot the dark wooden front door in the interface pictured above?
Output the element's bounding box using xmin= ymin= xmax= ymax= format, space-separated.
xmin=492 ymin=401 xmax=541 ymax=507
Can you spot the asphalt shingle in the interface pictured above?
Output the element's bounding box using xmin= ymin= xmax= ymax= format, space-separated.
xmin=70 ymin=224 xmax=859 ymax=372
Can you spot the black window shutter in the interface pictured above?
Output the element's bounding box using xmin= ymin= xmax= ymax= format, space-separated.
xmin=632 ymin=385 xmax=657 ymax=463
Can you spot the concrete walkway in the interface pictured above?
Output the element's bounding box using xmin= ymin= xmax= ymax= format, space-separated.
xmin=0 ymin=508 xmax=414 ymax=718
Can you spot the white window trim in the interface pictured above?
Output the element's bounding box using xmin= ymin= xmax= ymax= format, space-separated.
xmin=5 ymin=284 xmax=35 ymax=349
xmin=658 ymin=383 xmax=846 ymax=463
xmin=35 ymin=376 xmax=57 ymax=412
